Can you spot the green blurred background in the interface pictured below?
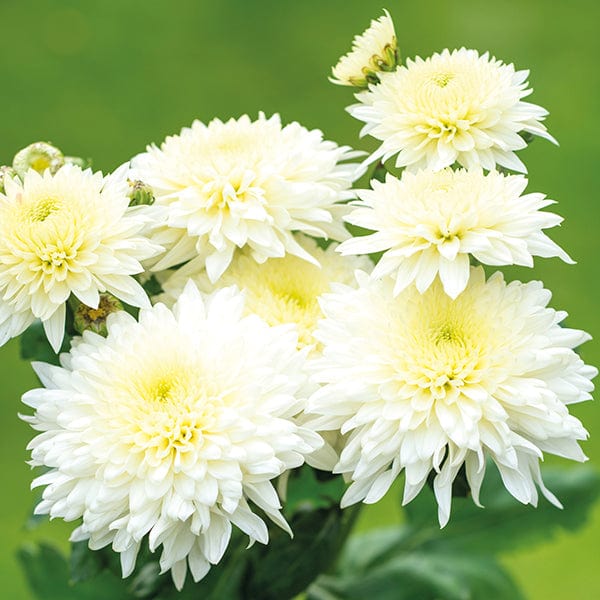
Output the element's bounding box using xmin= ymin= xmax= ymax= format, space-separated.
xmin=0 ymin=0 xmax=598 ymax=597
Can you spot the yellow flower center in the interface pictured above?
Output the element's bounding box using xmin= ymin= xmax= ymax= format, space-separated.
xmin=434 ymin=322 xmax=463 ymax=345
xmin=27 ymin=197 xmax=61 ymax=222
xmin=431 ymin=72 xmax=454 ymax=87
xmin=219 ymin=253 xmax=329 ymax=348
xmin=389 ymin=288 xmax=493 ymax=403
xmin=38 ymin=244 xmax=77 ymax=273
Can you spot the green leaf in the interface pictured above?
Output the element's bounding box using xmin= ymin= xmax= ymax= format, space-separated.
xmin=18 ymin=543 xmax=129 ymax=600
xmin=154 ymin=533 xmax=248 ymax=599
xmin=69 ymin=541 xmax=105 ymax=584
xmin=403 ymin=465 xmax=600 ymax=555
xmin=141 ymin=274 xmax=163 ymax=298
xmin=370 ymin=161 xmax=388 ymax=183
xmin=243 ymin=506 xmax=358 ymax=600
xmin=333 ymin=528 xmax=409 ymax=578
xmin=284 ymin=466 xmax=346 ymax=516
xmin=19 ymin=321 xmax=62 ymax=365
xmin=309 ymin=553 xmax=524 ymax=600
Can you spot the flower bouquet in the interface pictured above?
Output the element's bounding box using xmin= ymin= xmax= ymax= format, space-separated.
xmin=4 ymin=10 xmax=598 ymax=600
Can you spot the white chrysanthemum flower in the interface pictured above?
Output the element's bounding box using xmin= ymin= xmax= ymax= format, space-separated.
xmin=130 ymin=113 xmax=362 ymax=282
xmin=160 ymin=235 xmax=371 ymax=348
xmin=350 ymin=48 xmax=556 ymax=172
xmin=308 ymin=268 xmax=596 ymax=526
xmin=0 ymin=164 xmax=160 ymax=352
xmin=330 ymin=10 xmax=398 ymax=88
xmin=338 ymin=169 xmax=572 ymax=298
xmin=23 ymin=282 xmax=322 ymax=589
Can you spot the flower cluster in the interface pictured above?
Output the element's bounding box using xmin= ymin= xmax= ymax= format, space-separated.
xmin=309 ymin=10 xmax=595 ymax=527
xmin=10 ymin=8 xmax=595 ymax=595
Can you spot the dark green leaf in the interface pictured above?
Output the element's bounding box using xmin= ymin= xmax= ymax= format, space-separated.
xmin=243 ymin=506 xmax=357 ymax=600
xmin=284 ymin=466 xmax=346 ymax=516
xmin=309 ymin=553 xmax=524 ymax=600
xmin=155 ymin=533 xmax=248 ymax=600
xmin=404 ymin=465 xmax=600 ymax=555
xmin=370 ymin=161 xmax=388 ymax=183
xmin=334 ymin=527 xmax=408 ymax=577
xmin=129 ymin=563 xmax=164 ymax=599
xmin=19 ymin=321 xmax=62 ymax=365
xmin=142 ymin=275 xmax=163 ymax=297
xmin=18 ymin=543 xmax=129 ymax=600
xmin=69 ymin=541 xmax=104 ymax=584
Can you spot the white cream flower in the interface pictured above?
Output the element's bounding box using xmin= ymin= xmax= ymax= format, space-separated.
xmin=0 ymin=164 xmax=160 ymax=352
xmin=130 ymin=113 xmax=362 ymax=282
xmin=308 ymin=268 xmax=595 ymax=526
xmin=160 ymin=235 xmax=371 ymax=348
xmin=330 ymin=10 xmax=398 ymax=88
xmin=338 ymin=169 xmax=572 ymax=298
xmin=22 ymin=282 xmax=322 ymax=589
xmin=350 ymin=48 xmax=556 ymax=172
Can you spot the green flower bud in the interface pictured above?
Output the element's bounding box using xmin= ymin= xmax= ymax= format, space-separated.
xmin=12 ymin=142 xmax=65 ymax=178
xmin=72 ymin=293 xmax=124 ymax=337
xmin=0 ymin=165 xmax=17 ymax=194
xmin=127 ymin=179 xmax=155 ymax=206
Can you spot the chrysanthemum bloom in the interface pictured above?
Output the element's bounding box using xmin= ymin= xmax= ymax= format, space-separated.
xmin=23 ymin=282 xmax=322 ymax=589
xmin=330 ymin=10 xmax=398 ymax=88
xmin=160 ymin=235 xmax=371 ymax=348
xmin=349 ymin=48 xmax=556 ymax=172
xmin=308 ymin=268 xmax=595 ymax=526
xmin=130 ymin=113 xmax=362 ymax=282
xmin=0 ymin=164 xmax=160 ymax=351
xmin=338 ymin=169 xmax=572 ymax=298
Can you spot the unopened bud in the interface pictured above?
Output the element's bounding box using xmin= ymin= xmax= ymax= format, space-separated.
xmin=73 ymin=293 xmax=124 ymax=337
xmin=330 ymin=10 xmax=399 ymax=89
xmin=0 ymin=165 xmax=17 ymax=194
xmin=127 ymin=179 xmax=155 ymax=206
xmin=12 ymin=142 xmax=65 ymax=177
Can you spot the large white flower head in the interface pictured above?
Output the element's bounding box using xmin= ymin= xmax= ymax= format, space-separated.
xmin=338 ymin=168 xmax=572 ymax=298
xmin=350 ymin=48 xmax=556 ymax=172
xmin=160 ymin=235 xmax=371 ymax=349
xmin=0 ymin=164 xmax=160 ymax=352
xmin=130 ymin=113 xmax=362 ymax=282
xmin=23 ymin=282 xmax=322 ymax=589
xmin=308 ymin=268 xmax=596 ymax=526
xmin=330 ymin=10 xmax=398 ymax=88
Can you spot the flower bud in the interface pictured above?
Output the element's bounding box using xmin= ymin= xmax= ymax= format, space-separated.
xmin=330 ymin=10 xmax=399 ymax=89
xmin=0 ymin=165 xmax=17 ymax=194
xmin=127 ymin=179 xmax=155 ymax=206
xmin=12 ymin=142 xmax=65 ymax=177
xmin=72 ymin=293 xmax=124 ymax=337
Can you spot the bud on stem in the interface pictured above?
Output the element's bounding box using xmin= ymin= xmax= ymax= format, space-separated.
xmin=12 ymin=142 xmax=65 ymax=177
xmin=72 ymin=293 xmax=124 ymax=337
xmin=127 ymin=179 xmax=155 ymax=206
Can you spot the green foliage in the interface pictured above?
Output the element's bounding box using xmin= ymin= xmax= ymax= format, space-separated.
xmin=307 ymin=465 xmax=600 ymax=600
xmin=18 ymin=466 xmax=600 ymax=599
xmin=311 ymin=554 xmax=524 ymax=600
xmin=243 ymin=506 xmax=358 ymax=600
xmin=18 ymin=468 xmax=354 ymax=600
xmin=19 ymin=321 xmax=62 ymax=365
xmin=404 ymin=466 xmax=600 ymax=556
xmin=284 ymin=467 xmax=347 ymax=515
xmin=17 ymin=544 xmax=128 ymax=600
